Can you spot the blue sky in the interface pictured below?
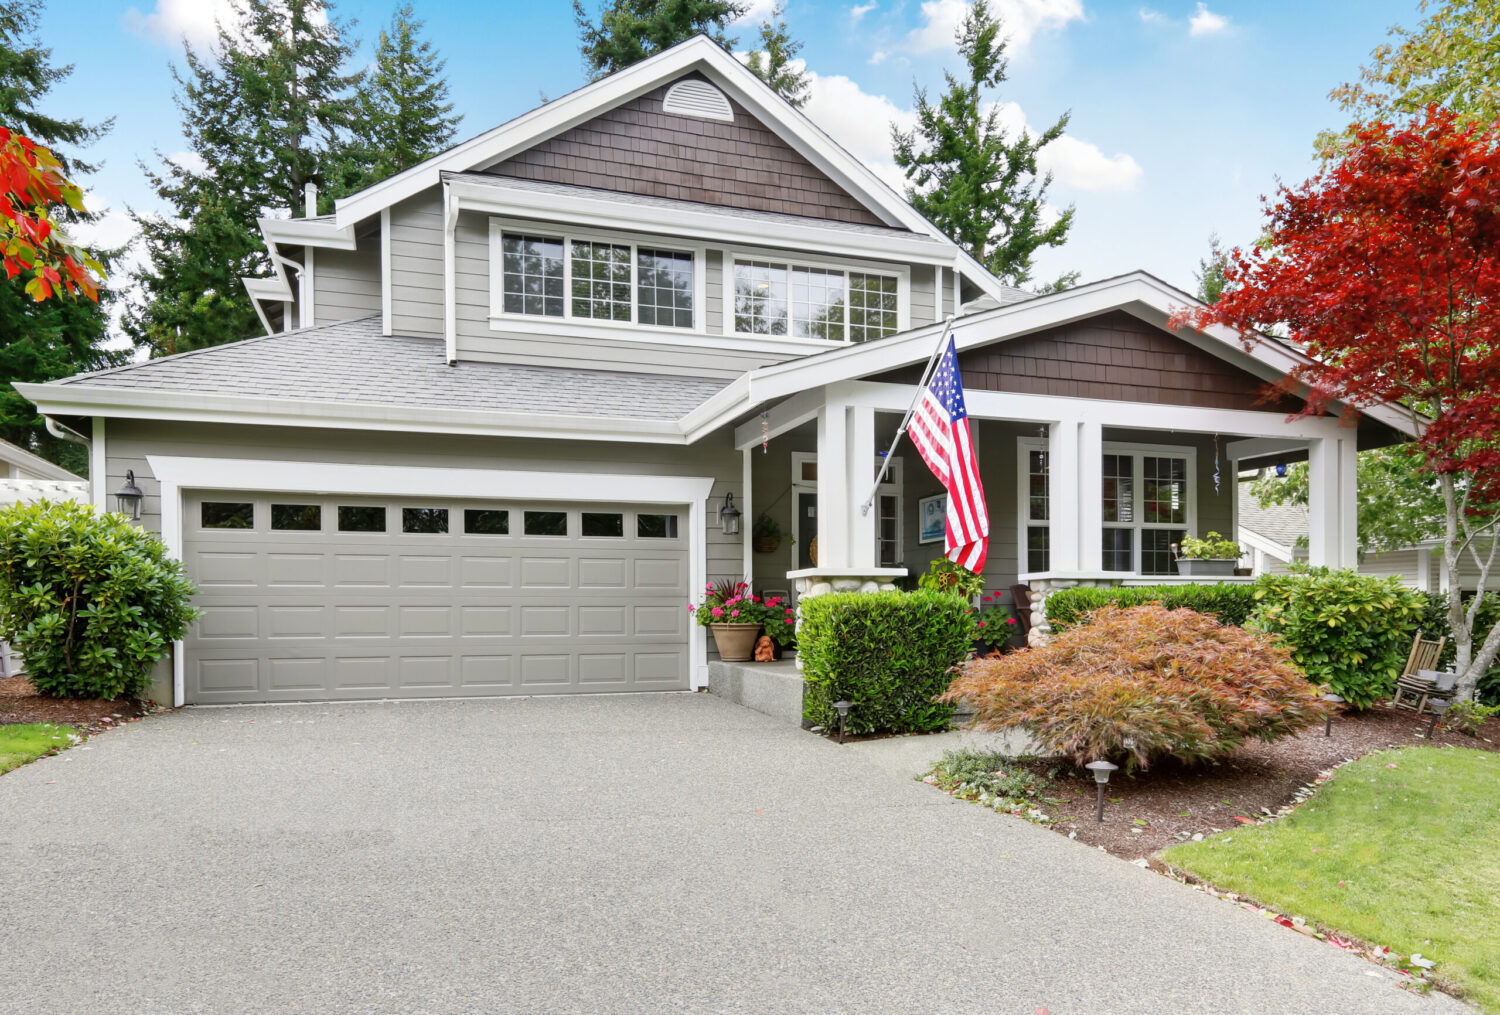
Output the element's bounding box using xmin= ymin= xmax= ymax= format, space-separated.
xmin=50 ymin=0 xmax=1419 ymax=332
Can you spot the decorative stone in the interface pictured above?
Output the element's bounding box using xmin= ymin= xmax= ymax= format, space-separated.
xmin=878 ymin=583 xmax=897 ymax=592
xmin=831 ymin=579 xmax=862 ymax=592
xmin=808 ymin=582 xmax=834 ymax=598
xmin=858 ymin=580 xmax=879 ymax=594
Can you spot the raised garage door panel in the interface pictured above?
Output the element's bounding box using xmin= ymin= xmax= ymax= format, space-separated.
xmin=183 ymin=493 xmax=690 ymax=703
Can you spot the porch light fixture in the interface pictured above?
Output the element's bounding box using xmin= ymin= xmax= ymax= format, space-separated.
xmin=1321 ymin=692 xmax=1345 ymax=737
xmin=718 ymin=491 xmax=741 ymax=536
xmin=1085 ymin=760 xmax=1118 ymax=823
xmin=114 ymin=470 xmax=144 ymax=520
xmin=833 ymin=700 xmax=854 ymax=744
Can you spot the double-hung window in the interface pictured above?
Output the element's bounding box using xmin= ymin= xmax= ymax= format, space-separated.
xmin=1019 ymin=440 xmax=1193 ymax=576
xmin=731 ymin=257 xmax=901 ymax=342
xmin=494 ymin=226 xmax=696 ymax=330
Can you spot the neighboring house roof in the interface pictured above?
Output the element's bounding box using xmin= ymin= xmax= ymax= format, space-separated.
xmin=35 ymin=317 xmax=731 ymax=440
xmin=1237 ymin=484 xmax=1307 ymax=559
xmin=0 ymin=437 xmax=80 ymax=481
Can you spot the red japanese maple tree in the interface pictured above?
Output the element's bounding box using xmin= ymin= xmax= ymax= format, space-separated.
xmin=1175 ymin=106 xmax=1500 ymax=699
xmin=0 ymin=125 xmax=102 ymax=301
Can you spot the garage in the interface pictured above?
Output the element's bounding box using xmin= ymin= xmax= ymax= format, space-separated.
xmin=182 ymin=491 xmax=692 ymax=704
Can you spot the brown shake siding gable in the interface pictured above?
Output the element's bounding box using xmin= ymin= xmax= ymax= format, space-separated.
xmin=489 ymin=75 xmax=888 ymax=227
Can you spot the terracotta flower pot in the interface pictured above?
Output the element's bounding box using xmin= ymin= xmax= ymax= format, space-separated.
xmin=710 ymin=623 xmax=762 ymax=662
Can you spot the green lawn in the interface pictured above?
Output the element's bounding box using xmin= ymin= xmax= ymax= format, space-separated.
xmin=1164 ymin=746 xmax=1500 ymax=1012
xmin=0 ymin=723 xmax=80 ymax=774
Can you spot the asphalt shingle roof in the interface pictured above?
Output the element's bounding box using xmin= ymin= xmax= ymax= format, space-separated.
xmin=60 ymin=317 xmax=731 ymax=421
xmin=1238 ymin=484 xmax=1307 ymax=548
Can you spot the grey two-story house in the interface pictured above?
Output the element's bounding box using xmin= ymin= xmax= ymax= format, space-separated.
xmin=17 ymin=37 xmax=1412 ymax=706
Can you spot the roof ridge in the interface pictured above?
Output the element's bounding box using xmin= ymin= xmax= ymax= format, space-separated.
xmin=61 ymin=316 xmax=382 ymax=384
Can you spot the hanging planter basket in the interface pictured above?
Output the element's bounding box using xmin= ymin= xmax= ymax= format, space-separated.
xmin=753 ymin=534 xmax=782 ymax=554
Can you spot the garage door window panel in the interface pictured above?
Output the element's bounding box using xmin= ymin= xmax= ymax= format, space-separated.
xmin=271 ymin=504 xmax=321 ymax=531
xmin=524 ymin=511 xmax=568 ymax=536
xmin=202 ymin=502 xmax=254 ymax=529
xmin=338 ymin=506 xmax=386 ymax=532
xmin=403 ymin=507 xmax=449 ymax=534
xmin=581 ymin=512 xmax=624 ymax=537
xmin=637 ymin=513 xmax=679 ymax=538
xmin=464 ymin=509 xmax=509 ymax=535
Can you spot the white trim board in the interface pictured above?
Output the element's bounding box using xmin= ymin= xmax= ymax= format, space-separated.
xmin=147 ymin=455 xmax=716 ymax=704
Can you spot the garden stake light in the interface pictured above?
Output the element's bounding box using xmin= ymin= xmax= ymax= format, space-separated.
xmin=1427 ymin=700 xmax=1450 ymax=738
xmin=833 ymin=700 xmax=853 ymax=744
xmin=1085 ymin=761 xmax=1117 ymax=822
xmin=1322 ymin=692 xmax=1345 ymax=737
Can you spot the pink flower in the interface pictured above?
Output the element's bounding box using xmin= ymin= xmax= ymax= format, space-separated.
xmin=730 ymin=609 xmax=740 ymax=617
xmin=710 ymin=607 xmax=724 ymax=618
xmin=784 ymin=608 xmax=794 ymax=615
xmin=685 ymin=604 xmax=694 ymax=611
xmin=977 ymin=621 xmax=986 ymax=628
xmin=1006 ymin=618 xmax=1017 ymax=626
xmin=784 ymin=618 xmax=793 ymax=624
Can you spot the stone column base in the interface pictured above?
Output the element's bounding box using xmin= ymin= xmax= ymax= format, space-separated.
xmin=787 ymin=567 xmax=905 ymax=670
xmin=1026 ymin=576 xmax=1124 ymax=647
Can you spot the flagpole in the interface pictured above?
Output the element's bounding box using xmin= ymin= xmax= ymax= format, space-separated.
xmin=860 ymin=314 xmax=955 ymax=516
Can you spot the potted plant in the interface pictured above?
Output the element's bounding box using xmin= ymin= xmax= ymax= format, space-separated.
xmin=973 ymin=593 xmax=1022 ymax=654
xmin=917 ymin=558 xmax=985 ymax=603
xmin=1172 ymin=531 xmax=1243 ymax=577
xmin=690 ymin=579 xmax=761 ymax=661
xmin=752 ymin=513 xmax=782 ymax=555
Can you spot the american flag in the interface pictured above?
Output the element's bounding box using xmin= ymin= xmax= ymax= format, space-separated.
xmin=907 ymin=336 xmax=989 ymax=573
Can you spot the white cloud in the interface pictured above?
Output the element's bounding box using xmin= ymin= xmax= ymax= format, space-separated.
xmin=1188 ymin=2 xmax=1230 ymax=35
xmin=851 ymin=2 xmax=879 ymax=20
xmin=907 ymin=0 xmax=1084 ymax=55
xmin=121 ymin=0 xmax=235 ymax=48
xmin=869 ymin=49 xmax=889 ymax=65
xmin=166 ymin=150 xmax=207 ymax=175
xmin=796 ymin=67 xmax=1142 ymax=195
xmin=1036 ymin=135 xmax=1143 ymax=192
xmin=1138 ymin=7 xmax=1166 ymax=23
xmin=737 ymin=0 xmax=779 ymax=23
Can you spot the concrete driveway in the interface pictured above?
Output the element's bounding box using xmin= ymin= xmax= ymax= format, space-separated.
xmin=0 ymin=694 xmax=1461 ymax=1015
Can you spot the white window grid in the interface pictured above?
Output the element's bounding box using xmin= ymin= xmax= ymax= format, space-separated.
xmin=500 ymin=234 xmax=565 ymax=318
xmin=637 ymin=249 xmax=694 ymax=329
xmin=570 ymin=240 xmax=632 ymax=322
xmin=849 ymin=272 xmax=899 ymax=342
xmin=729 ymin=254 xmax=904 ymax=343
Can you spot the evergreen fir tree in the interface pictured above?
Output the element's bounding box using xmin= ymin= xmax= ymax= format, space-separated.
xmin=334 ymin=4 xmax=461 ymax=195
xmin=1194 ymin=233 xmax=1228 ymax=304
xmin=745 ymin=3 xmax=809 ymax=108
xmin=574 ymin=0 xmax=746 ymax=78
xmin=125 ymin=0 xmax=361 ymax=356
xmin=0 ymin=0 xmax=120 ymax=472
xmin=891 ymin=0 xmax=1073 ymax=288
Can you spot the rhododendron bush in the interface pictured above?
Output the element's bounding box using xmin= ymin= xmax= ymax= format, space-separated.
xmin=942 ymin=605 xmax=1330 ymax=770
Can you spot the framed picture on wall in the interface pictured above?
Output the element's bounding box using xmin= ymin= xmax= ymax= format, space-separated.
xmin=918 ymin=493 xmax=946 ymax=544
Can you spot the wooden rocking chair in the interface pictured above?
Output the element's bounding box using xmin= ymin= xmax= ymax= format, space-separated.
xmin=1392 ymin=633 xmax=1448 ymax=711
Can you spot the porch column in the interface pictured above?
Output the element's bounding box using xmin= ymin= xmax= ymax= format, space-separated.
xmin=1078 ymin=420 xmax=1104 ymax=573
xmin=1308 ymin=435 xmax=1357 ymax=568
xmin=1047 ymin=419 xmax=1081 ymax=572
xmin=845 ymin=404 xmax=877 ymax=569
xmin=815 ymin=396 xmax=850 ymax=568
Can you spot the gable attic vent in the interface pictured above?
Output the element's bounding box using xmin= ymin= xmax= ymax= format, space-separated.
xmin=662 ymin=80 xmax=734 ymax=122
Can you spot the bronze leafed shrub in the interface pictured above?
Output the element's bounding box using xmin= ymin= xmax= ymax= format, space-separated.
xmin=941 ymin=604 xmax=1329 ymax=771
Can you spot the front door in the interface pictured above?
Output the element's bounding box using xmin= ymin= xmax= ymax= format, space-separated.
xmin=797 ymin=492 xmax=817 ymax=570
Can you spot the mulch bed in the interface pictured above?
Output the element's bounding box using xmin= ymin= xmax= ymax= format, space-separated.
xmin=1017 ymin=704 xmax=1500 ymax=858
xmin=0 ymin=674 xmax=157 ymax=737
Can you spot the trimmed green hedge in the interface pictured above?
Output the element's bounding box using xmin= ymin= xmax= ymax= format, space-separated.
xmin=1251 ymin=570 xmax=1426 ymax=708
xmin=1046 ymin=583 xmax=1258 ymax=631
xmin=798 ymin=590 xmax=974 ymax=735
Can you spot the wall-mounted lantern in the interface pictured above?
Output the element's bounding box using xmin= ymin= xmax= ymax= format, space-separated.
xmin=114 ymin=470 xmax=144 ymax=520
xmin=718 ymin=491 xmax=741 ymax=535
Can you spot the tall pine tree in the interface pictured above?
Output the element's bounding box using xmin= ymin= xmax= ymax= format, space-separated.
xmin=892 ymin=0 xmax=1073 ymax=288
xmin=0 ymin=0 xmax=120 ymax=472
xmin=574 ymin=0 xmax=745 ymax=78
xmin=745 ymin=2 xmax=809 ymax=108
xmin=125 ymin=0 xmax=361 ymax=356
xmin=333 ymin=4 xmax=462 ymax=196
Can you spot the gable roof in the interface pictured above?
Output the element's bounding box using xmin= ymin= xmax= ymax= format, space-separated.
xmin=1237 ymin=484 xmax=1308 ymax=555
xmin=0 ymin=437 xmax=79 ymax=481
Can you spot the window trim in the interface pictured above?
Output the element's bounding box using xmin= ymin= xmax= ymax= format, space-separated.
xmin=488 ymin=218 xmax=706 ymax=334
xmin=724 ymin=249 xmax=910 ymax=344
xmin=1016 ymin=437 xmax=1197 ymax=576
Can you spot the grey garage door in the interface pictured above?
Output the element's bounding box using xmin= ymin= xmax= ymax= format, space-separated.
xmin=182 ymin=492 xmax=691 ymax=704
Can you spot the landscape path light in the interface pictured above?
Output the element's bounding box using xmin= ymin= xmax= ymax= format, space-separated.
xmin=1321 ymin=692 xmax=1345 ymax=737
xmin=832 ymin=700 xmax=853 ymax=744
xmin=1084 ymin=760 xmax=1117 ymax=823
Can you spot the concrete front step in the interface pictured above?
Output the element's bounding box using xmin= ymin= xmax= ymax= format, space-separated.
xmin=707 ymin=656 xmax=806 ymax=726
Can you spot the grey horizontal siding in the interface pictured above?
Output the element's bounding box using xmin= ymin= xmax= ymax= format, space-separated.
xmin=705 ymin=249 xmax=723 ymax=334
xmin=388 ymin=191 xmax=444 ymax=338
xmin=106 ymin=419 xmax=745 ymax=582
xmin=910 ymin=264 xmax=936 ymax=325
xmin=312 ymin=245 xmax=381 ymax=326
